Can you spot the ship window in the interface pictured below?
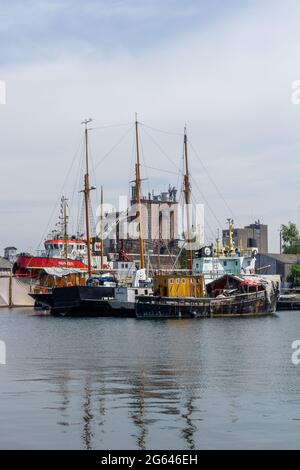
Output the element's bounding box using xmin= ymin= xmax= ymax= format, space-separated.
xmin=223 ymin=261 xmax=227 ymax=266
xmin=145 ymin=290 xmax=148 ymax=295
xmin=125 ymin=263 xmax=128 ymax=268
xmin=135 ymin=289 xmax=138 ymax=295
xmin=235 ymin=261 xmax=238 ymax=266
xmin=121 ymin=263 xmax=124 ymax=268
xmin=54 ymin=244 xmax=58 ymax=249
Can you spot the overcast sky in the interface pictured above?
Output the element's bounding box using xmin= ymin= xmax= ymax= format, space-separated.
xmin=0 ymin=0 xmax=300 ymax=253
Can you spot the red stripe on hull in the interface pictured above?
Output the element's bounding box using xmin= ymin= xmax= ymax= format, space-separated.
xmin=15 ymin=256 xmax=88 ymax=270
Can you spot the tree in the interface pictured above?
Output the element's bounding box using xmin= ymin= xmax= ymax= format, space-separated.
xmin=288 ymin=264 xmax=300 ymax=286
xmin=281 ymin=222 xmax=300 ymax=254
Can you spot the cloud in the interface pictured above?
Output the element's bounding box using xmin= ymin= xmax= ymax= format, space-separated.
xmin=0 ymin=0 xmax=299 ymax=252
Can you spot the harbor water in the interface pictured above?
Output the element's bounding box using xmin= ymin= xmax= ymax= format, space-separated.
xmin=0 ymin=308 xmax=300 ymax=449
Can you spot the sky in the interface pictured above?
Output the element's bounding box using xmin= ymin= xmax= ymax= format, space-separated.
xmin=0 ymin=0 xmax=300 ymax=253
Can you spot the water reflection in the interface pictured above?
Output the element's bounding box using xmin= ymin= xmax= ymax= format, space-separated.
xmin=4 ymin=312 xmax=296 ymax=449
xmin=82 ymin=376 xmax=94 ymax=450
xmin=181 ymin=392 xmax=197 ymax=450
xmin=130 ymin=368 xmax=147 ymax=449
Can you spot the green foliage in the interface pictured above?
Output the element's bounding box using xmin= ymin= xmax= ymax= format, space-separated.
xmin=281 ymin=222 xmax=300 ymax=254
xmin=288 ymin=264 xmax=300 ymax=286
xmin=180 ymin=250 xmax=189 ymax=269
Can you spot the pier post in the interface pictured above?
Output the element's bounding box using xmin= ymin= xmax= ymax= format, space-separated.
xmin=9 ymin=274 xmax=13 ymax=309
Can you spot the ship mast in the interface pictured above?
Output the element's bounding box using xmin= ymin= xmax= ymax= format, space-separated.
xmin=100 ymin=185 xmax=104 ymax=270
xmin=62 ymin=196 xmax=69 ymax=267
xmin=183 ymin=126 xmax=193 ymax=271
xmin=135 ymin=115 xmax=145 ymax=270
xmin=82 ymin=118 xmax=93 ymax=278
xmin=227 ymin=218 xmax=235 ymax=255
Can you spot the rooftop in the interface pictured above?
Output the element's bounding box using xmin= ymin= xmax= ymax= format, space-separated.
xmin=260 ymin=253 xmax=299 ymax=264
xmin=0 ymin=257 xmax=13 ymax=270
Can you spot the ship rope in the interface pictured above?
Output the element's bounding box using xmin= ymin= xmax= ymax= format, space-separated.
xmin=188 ymin=140 xmax=242 ymax=228
xmin=36 ymin=134 xmax=84 ymax=251
xmin=93 ymin=124 xmax=134 ymax=171
xmin=139 ymin=123 xmax=225 ymax=245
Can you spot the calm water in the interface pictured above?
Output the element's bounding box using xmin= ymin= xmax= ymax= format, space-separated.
xmin=0 ymin=308 xmax=300 ymax=449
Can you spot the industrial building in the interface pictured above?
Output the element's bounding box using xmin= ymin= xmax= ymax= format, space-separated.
xmin=256 ymin=253 xmax=299 ymax=287
xmin=223 ymin=221 xmax=268 ymax=253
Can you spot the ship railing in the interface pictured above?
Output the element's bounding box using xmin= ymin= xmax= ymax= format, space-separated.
xmin=136 ymin=290 xmax=265 ymax=305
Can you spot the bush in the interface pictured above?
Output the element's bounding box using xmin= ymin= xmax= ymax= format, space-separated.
xmin=288 ymin=264 xmax=300 ymax=286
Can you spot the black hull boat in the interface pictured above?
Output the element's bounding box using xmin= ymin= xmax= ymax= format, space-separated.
xmin=30 ymin=285 xmax=151 ymax=317
xmin=136 ymin=274 xmax=279 ymax=319
xmin=277 ymin=293 xmax=300 ymax=311
xmin=30 ymin=285 xmax=125 ymax=317
xmin=136 ymin=290 xmax=277 ymax=319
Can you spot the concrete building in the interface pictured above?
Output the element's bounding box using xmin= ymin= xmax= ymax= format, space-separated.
xmin=0 ymin=257 xmax=12 ymax=276
xmin=4 ymin=246 xmax=17 ymax=264
xmin=104 ymin=185 xmax=179 ymax=258
xmin=256 ymin=253 xmax=299 ymax=286
xmin=223 ymin=221 xmax=268 ymax=253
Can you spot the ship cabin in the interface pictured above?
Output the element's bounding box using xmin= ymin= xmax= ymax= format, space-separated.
xmin=192 ymin=255 xmax=255 ymax=284
xmin=43 ymin=239 xmax=87 ymax=260
xmin=153 ymin=273 xmax=206 ymax=298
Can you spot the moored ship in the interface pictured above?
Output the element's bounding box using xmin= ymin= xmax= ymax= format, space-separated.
xmin=13 ymin=197 xmax=90 ymax=279
xmin=135 ymin=273 xmax=279 ymax=319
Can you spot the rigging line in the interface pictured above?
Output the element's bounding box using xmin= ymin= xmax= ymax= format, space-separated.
xmin=94 ymin=124 xmax=134 ymax=170
xmin=171 ymin=241 xmax=186 ymax=271
xmin=189 ymin=141 xmax=242 ymax=227
xmin=36 ymin=134 xmax=85 ymax=249
xmin=190 ymin=192 xmax=216 ymax=243
xmin=128 ymin=130 xmax=135 ymax=204
xmin=140 ymin=125 xmax=182 ymax=173
xmin=70 ymin=140 xmax=85 ymax=235
xmin=190 ymin=174 xmax=223 ymax=228
xmin=75 ymin=148 xmax=85 ymax=236
xmin=139 ymin=164 xmax=178 ymax=176
xmin=138 ymin=129 xmax=151 ymax=196
xmin=140 ymin=122 xmax=183 ymax=137
xmin=89 ymin=122 xmax=132 ymax=131
xmin=149 ymin=210 xmax=177 ymax=264
xmin=88 ymin=138 xmax=98 ymax=235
